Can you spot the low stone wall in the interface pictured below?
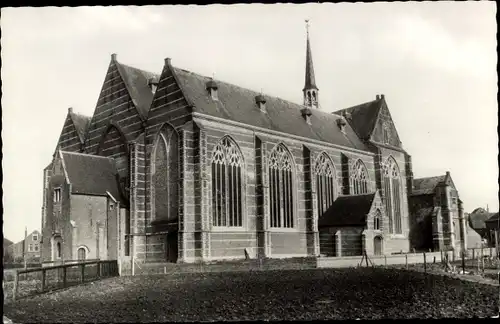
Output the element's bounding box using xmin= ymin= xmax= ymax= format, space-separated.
xmin=317 ymin=251 xmax=443 ymax=268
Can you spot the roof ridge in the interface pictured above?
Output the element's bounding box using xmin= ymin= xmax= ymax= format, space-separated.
xmin=60 ymin=151 xmax=113 ymax=160
xmin=118 ymin=61 xmax=160 ymax=78
xmin=172 ymin=66 xmax=344 ymax=119
xmin=333 ymin=98 xmax=380 ymax=114
xmin=413 ymin=175 xmax=446 ymax=181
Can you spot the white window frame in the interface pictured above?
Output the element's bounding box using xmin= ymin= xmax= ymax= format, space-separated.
xmin=211 ymin=136 xmax=245 ymax=230
xmin=268 ymin=143 xmax=296 ymax=231
xmin=54 ymin=187 xmax=62 ymax=203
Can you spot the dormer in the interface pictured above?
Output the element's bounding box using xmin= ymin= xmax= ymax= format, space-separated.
xmin=337 ymin=117 xmax=347 ymax=133
xmin=255 ymin=94 xmax=266 ymax=112
xmin=148 ymin=77 xmax=159 ymax=94
xmin=206 ymin=79 xmax=218 ymax=101
xmin=301 ymin=107 xmax=312 ymax=125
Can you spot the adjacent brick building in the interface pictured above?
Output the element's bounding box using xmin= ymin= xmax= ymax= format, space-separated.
xmin=41 ymin=28 xmax=460 ymax=266
xmin=7 ymin=230 xmax=41 ymax=263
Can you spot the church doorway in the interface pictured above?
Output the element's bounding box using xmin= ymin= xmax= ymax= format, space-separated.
xmin=374 ymin=236 xmax=383 ymax=256
xmin=164 ymin=231 xmax=178 ymax=263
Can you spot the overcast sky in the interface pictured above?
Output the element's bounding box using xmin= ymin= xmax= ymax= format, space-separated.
xmin=2 ymin=3 xmax=497 ymax=242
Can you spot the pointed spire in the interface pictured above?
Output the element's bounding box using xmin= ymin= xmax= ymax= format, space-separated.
xmin=303 ymin=19 xmax=318 ymax=91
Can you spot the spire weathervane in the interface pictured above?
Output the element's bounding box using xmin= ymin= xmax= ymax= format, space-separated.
xmin=305 ymin=19 xmax=310 ymax=36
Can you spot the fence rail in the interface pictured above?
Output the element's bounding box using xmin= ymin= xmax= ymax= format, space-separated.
xmin=6 ymin=260 xmax=119 ymax=301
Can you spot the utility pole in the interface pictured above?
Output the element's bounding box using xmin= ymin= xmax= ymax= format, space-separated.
xmin=24 ymin=226 xmax=28 ymax=269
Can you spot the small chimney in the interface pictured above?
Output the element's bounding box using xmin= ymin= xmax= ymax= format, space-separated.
xmin=206 ymin=78 xmax=219 ymax=100
xmin=376 ymin=95 xmax=380 ymax=100
xmin=255 ymin=94 xmax=267 ymax=112
xmin=111 ymin=53 xmax=117 ymax=62
xmin=301 ymin=107 xmax=312 ymax=125
xmin=381 ymin=94 xmax=385 ymax=99
xmin=337 ymin=118 xmax=347 ymax=133
xmin=164 ymin=57 xmax=172 ymax=66
xmin=68 ymin=107 xmax=73 ymax=114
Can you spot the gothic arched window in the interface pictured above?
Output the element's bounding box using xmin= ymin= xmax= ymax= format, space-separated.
xmin=384 ymin=157 xmax=402 ymax=234
xmin=374 ymin=209 xmax=382 ymax=230
xmin=153 ymin=128 xmax=179 ymax=221
xmin=212 ymin=137 xmax=243 ymax=227
xmin=269 ymin=144 xmax=295 ymax=228
xmin=314 ymin=153 xmax=337 ymax=217
xmin=350 ymin=159 xmax=369 ymax=195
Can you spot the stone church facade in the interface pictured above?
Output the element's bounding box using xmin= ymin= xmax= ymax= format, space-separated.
xmin=41 ymin=30 xmax=460 ymax=266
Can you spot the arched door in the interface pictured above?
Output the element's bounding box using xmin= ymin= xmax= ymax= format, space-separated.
xmin=78 ymin=248 xmax=86 ymax=260
xmin=374 ymin=236 xmax=383 ymax=256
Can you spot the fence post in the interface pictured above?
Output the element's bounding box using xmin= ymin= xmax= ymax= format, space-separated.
xmin=452 ymin=249 xmax=455 ymax=262
xmin=97 ymin=261 xmax=101 ymax=279
xmin=461 ymin=251 xmax=465 ymax=274
xmin=472 ymin=248 xmax=475 ymax=260
xmin=405 ymin=254 xmax=408 ymax=270
xmin=63 ymin=266 xmax=67 ymax=288
xmin=80 ymin=264 xmax=85 ymax=283
xmin=423 ymin=252 xmax=427 ymax=273
xmin=384 ymin=255 xmax=387 ymax=267
xmin=41 ymin=269 xmax=46 ymax=292
xmin=13 ymin=271 xmax=19 ymax=301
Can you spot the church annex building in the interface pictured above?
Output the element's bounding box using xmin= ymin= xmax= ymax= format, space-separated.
xmin=41 ymin=28 xmax=467 ymax=267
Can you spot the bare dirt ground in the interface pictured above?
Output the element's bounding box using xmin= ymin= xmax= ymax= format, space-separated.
xmin=3 ymin=267 xmax=499 ymax=322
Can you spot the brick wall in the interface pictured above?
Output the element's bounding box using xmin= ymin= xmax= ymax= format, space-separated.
xmin=70 ymin=194 xmax=108 ymax=260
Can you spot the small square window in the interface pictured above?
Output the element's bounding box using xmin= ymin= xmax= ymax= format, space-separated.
xmin=33 ymin=234 xmax=38 ymax=241
xmin=34 ymin=245 xmax=39 ymax=252
xmin=110 ymin=204 xmax=114 ymax=211
xmin=28 ymin=244 xmax=33 ymax=252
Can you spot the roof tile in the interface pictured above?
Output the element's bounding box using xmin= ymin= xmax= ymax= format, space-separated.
xmin=60 ymin=151 xmax=125 ymax=204
xmin=172 ymin=66 xmax=369 ymax=151
xmin=318 ymin=193 xmax=376 ymax=227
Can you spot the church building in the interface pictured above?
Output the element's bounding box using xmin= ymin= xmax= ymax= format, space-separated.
xmin=40 ymin=26 xmax=463 ymax=267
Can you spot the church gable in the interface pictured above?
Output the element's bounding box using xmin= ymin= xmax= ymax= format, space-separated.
xmin=54 ymin=108 xmax=88 ymax=153
xmin=369 ymin=97 xmax=403 ymax=148
xmin=85 ymin=55 xmax=155 ymax=155
xmin=146 ymin=58 xmax=194 ymax=143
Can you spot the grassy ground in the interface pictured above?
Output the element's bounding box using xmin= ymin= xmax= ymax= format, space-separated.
xmin=3 ymin=267 xmax=499 ymax=322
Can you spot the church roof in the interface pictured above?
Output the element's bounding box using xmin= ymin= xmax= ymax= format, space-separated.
xmin=68 ymin=111 xmax=91 ymax=144
xmin=318 ymin=193 xmax=376 ymax=227
xmin=115 ymin=62 xmax=160 ymax=120
xmin=60 ymin=151 xmax=125 ymax=204
xmin=333 ymin=98 xmax=383 ymax=141
xmin=411 ymin=175 xmax=446 ymax=196
xmin=171 ymin=66 xmax=369 ymax=151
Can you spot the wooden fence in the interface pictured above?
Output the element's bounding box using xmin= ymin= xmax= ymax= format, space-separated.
xmin=7 ymin=260 xmax=119 ymax=301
